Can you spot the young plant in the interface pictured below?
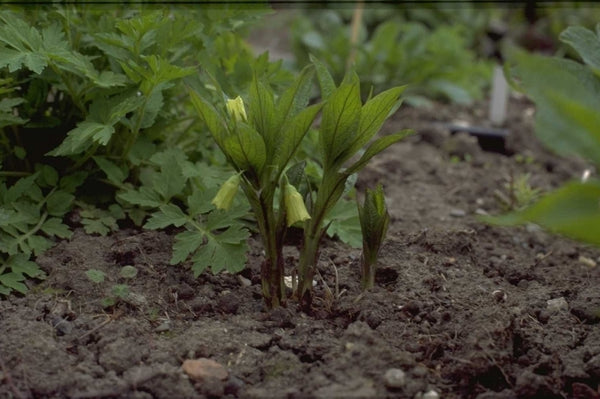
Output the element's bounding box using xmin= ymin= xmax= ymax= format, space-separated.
xmin=357 ymin=184 xmax=390 ymax=291
xmin=295 ymin=57 xmax=411 ymax=308
xmin=484 ymin=24 xmax=600 ymax=245
xmin=190 ymin=67 xmax=321 ymax=308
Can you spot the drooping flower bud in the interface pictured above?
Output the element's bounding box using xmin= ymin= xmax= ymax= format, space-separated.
xmin=284 ymin=183 xmax=311 ymax=227
xmin=212 ymin=174 xmax=240 ymax=211
xmin=226 ymin=96 xmax=247 ymax=122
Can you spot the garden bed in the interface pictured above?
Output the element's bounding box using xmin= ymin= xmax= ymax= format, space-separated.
xmin=2 ymin=95 xmax=600 ymax=399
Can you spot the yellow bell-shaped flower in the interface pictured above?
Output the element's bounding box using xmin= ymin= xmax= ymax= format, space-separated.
xmin=226 ymin=96 xmax=247 ymax=122
xmin=212 ymin=174 xmax=240 ymax=211
xmin=284 ymin=183 xmax=311 ymax=227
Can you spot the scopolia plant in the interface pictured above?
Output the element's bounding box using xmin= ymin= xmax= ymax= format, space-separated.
xmin=191 ymin=57 xmax=411 ymax=309
xmin=357 ymin=184 xmax=390 ymax=291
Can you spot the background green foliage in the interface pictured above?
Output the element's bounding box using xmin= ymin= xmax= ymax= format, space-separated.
xmin=290 ymin=8 xmax=494 ymax=106
xmin=0 ymin=4 xmax=274 ymax=296
xmin=485 ymin=23 xmax=600 ymax=245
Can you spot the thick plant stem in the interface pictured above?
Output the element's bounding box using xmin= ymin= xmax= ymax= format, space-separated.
xmin=297 ymin=222 xmax=322 ymax=310
xmin=360 ymin=253 xmax=376 ymax=291
xmin=252 ymin=189 xmax=286 ymax=309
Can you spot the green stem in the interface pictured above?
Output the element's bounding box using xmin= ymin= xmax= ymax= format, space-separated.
xmin=246 ymin=184 xmax=285 ymax=308
xmin=0 ymin=171 xmax=31 ymax=177
xmin=15 ymin=211 xmax=48 ymax=252
xmin=121 ymin=89 xmax=151 ymax=160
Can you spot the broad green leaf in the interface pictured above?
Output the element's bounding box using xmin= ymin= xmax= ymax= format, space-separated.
xmin=275 ymin=103 xmax=323 ymax=170
xmin=0 ymin=272 xmax=27 ymax=294
xmin=170 ymin=230 xmax=206 ymax=265
xmin=60 ymin=172 xmax=88 ymax=193
xmin=325 ymin=198 xmax=362 ymax=248
xmin=25 ymin=235 xmax=53 ymax=256
xmin=310 ymin=54 xmax=336 ymax=100
xmin=187 ymin=189 xmax=216 ymax=218
xmin=38 ymin=165 xmax=58 ymax=187
xmin=144 ymin=204 xmax=188 ymax=230
xmin=46 ymin=190 xmax=74 ymax=217
xmin=559 ymin=25 xmax=600 ymax=73
xmin=6 ymin=254 xmax=44 ymax=278
xmin=223 ymin=123 xmax=266 ymax=174
xmin=189 ymin=90 xmax=226 ymax=145
xmin=0 ymin=208 xmax=29 ymax=227
xmin=248 ymin=77 xmax=276 ymax=151
xmin=482 ymin=181 xmax=600 ymax=246
xmin=190 ymin=238 xmax=248 ymax=276
xmin=340 ymin=86 xmax=405 ymax=166
xmin=48 ymin=122 xmax=115 ymax=156
xmin=274 ymin=65 xmax=315 ymax=130
xmin=118 ymin=187 xmax=162 ymax=208
xmin=93 ymin=156 xmax=127 ymax=185
xmin=4 ymin=173 xmax=40 ymax=204
xmin=346 ymin=130 xmax=413 ymax=176
xmin=151 ymin=159 xmax=187 ymax=202
xmin=214 ymin=225 xmax=249 ymax=245
xmin=512 ymin=51 xmax=600 ymax=165
xmin=205 ymin=205 xmax=249 ymax=232
xmin=40 ymin=217 xmax=72 ymax=239
xmin=319 ymin=77 xmax=362 ymax=167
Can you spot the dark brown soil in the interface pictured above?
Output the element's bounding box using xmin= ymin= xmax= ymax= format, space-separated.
xmin=2 ymin=93 xmax=600 ymax=399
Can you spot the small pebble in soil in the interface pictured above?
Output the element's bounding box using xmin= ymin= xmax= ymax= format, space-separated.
xmin=412 ymin=365 xmax=428 ymax=378
xmin=154 ymin=320 xmax=171 ymax=333
xmin=384 ymin=368 xmax=406 ymax=389
xmin=449 ymin=209 xmax=466 ymax=218
xmin=421 ymin=389 xmax=440 ymax=399
xmin=546 ymin=297 xmax=568 ymax=313
xmin=579 ymin=255 xmax=597 ymax=268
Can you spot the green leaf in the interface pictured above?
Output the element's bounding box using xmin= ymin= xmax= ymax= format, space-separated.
xmin=118 ymin=187 xmax=162 ymax=208
xmin=46 ymin=190 xmax=74 ymax=217
xmin=0 ymin=272 xmax=27 ymax=294
xmin=111 ymin=284 xmax=130 ymax=299
xmin=93 ymin=156 xmax=127 ymax=185
xmin=248 ymin=77 xmax=276 ymax=152
xmin=341 ymin=86 xmax=406 ymax=165
xmin=40 ymin=217 xmax=72 ymax=239
xmin=482 ymin=181 xmax=600 ymax=246
xmin=170 ymin=230 xmax=205 ymax=265
xmin=60 ymin=172 xmax=88 ymax=193
xmin=325 ymin=198 xmax=362 ymax=248
xmin=275 ymin=103 xmax=323 ymax=170
xmin=144 ymin=204 xmax=188 ymax=230
xmin=85 ymin=269 xmax=106 ymax=283
xmin=189 ymin=90 xmax=227 ymax=146
xmin=346 ymin=130 xmax=413 ymax=176
xmin=310 ymin=54 xmax=336 ymax=100
xmin=559 ymin=25 xmax=600 ymax=73
xmin=190 ymin=238 xmax=248 ymax=277
xmin=150 ymin=151 xmax=187 ymax=201
xmin=223 ymin=123 xmax=266 ymax=174
xmin=511 ymin=50 xmax=600 ymax=166
xmin=81 ymin=218 xmax=113 ymax=236
xmin=319 ymin=76 xmax=362 ymax=167
xmin=274 ymin=65 xmax=315 ymax=130
xmin=48 ymin=122 xmax=115 ymax=156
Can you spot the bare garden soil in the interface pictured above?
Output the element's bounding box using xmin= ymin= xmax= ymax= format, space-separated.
xmin=2 ymin=93 xmax=600 ymax=399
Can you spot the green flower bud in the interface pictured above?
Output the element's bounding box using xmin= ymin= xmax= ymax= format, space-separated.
xmin=284 ymin=183 xmax=311 ymax=227
xmin=226 ymin=96 xmax=247 ymax=122
xmin=212 ymin=174 xmax=240 ymax=210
